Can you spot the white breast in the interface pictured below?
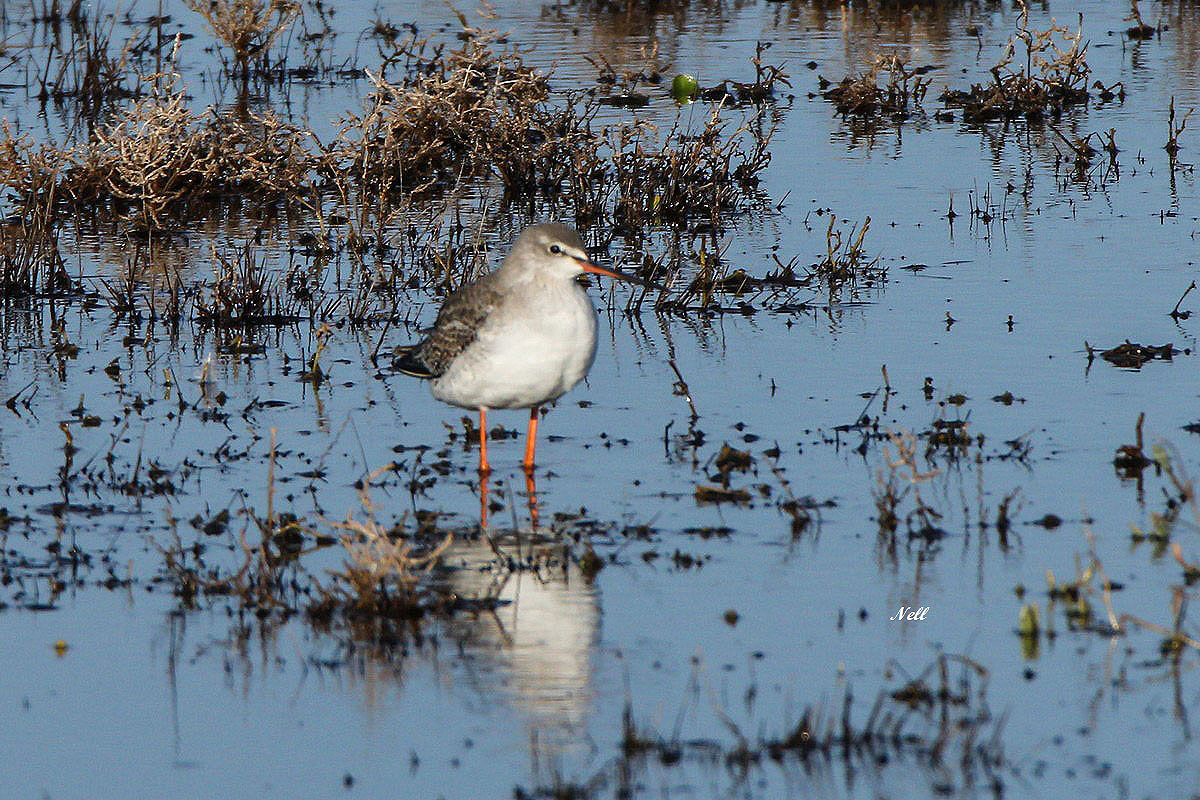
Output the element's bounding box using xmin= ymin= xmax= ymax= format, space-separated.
xmin=431 ymin=280 xmax=598 ymax=410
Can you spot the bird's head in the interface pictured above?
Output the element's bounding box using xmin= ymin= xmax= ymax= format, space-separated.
xmin=509 ymin=223 xmax=642 ymax=285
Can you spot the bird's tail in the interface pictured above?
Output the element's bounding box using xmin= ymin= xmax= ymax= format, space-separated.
xmin=392 ymin=345 xmax=436 ymax=379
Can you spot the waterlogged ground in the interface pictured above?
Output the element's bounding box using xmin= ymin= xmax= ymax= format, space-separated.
xmin=2 ymin=1 xmax=1200 ymax=798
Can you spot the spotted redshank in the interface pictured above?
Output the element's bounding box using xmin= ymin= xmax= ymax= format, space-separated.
xmin=395 ymin=223 xmax=639 ymax=476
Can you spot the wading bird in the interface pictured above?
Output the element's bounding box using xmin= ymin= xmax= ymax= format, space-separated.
xmin=395 ymin=224 xmax=640 ymax=482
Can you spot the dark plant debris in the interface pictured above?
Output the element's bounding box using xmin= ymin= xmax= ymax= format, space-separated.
xmin=1087 ymin=340 xmax=1181 ymax=369
xmin=940 ymin=8 xmax=1095 ymax=124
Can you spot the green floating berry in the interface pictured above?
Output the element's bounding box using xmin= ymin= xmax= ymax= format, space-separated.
xmin=671 ymin=73 xmax=699 ymax=102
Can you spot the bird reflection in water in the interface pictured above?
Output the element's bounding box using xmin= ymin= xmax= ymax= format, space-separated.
xmin=478 ymin=467 xmax=541 ymax=530
xmin=439 ymin=531 xmax=600 ymax=758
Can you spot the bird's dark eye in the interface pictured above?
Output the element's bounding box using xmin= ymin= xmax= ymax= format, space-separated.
xmin=549 ymin=244 xmax=562 ymax=255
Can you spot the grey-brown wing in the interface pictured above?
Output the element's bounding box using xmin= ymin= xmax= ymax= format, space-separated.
xmin=394 ymin=276 xmax=501 ymax=378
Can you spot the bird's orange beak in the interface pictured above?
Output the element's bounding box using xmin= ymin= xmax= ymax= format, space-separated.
xmin=574 ymin=256 xmax=647 ymax=286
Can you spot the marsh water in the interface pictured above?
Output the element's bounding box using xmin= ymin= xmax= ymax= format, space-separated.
xmin=2 ymin=1 xmax=1199 ymax=798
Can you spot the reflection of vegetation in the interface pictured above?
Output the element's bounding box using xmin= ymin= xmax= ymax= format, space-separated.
xmin=517 ymin=652 xmax=1009 ymax=800
xmin=652 ymin=208 xmax=883 ymax=312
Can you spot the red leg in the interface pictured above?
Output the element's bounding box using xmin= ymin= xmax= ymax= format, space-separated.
xmin=525 ymin=468 xmax=539 ymax=530
xmin=478 ymin=407 xmax=491 ymax=476
xmin=522 ymin=406 xmax=539 ymax=473
xmin=480 ymin=469 xmax=490 ymax=529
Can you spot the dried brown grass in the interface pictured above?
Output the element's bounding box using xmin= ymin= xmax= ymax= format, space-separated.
xmin=5 ymin=21 xmax=789 ymax=317
xmin=336 ymin=33 xmax=556 ymax=198
xmin=307 ymin=466 xmax=454 ymax=644
xmin=63 ymin=57 xmax=315 ymax=228
xmin=183 ymin=0 xmax=299 ymax=78
xmin=0 ymin=125 xmax=70 ymax=297
xmin=940 ymin=3 xmax=1091 ymax=123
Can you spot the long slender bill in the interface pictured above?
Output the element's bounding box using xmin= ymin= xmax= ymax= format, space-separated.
xmin=574 ymin=257 xmax=649 ymax=286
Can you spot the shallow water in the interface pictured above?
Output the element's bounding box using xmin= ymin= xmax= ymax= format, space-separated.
xmin=2 ymin=1 xmax=1199 ymax=798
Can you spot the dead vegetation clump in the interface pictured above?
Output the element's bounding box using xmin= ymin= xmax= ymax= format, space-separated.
xmin=183 ymin=0 xmax=299 ymax=79
xmin=161 ymin=518 xmax=307 ymax=619
xmin=319 ymin=30 xmax=788 ymax=316
xmin=193 ymin=244 xmax=302 ymax=326
xmin=5 ymin=21 xmax=790 ymax=318
xmin=1165 ymin=96 xmax=1193 ymax=170
xmin=611 ymin=105 xmax=775 ymax=234
xmin=608 ymin=44 xmax=783 ymax=234
xmin=307 ymin=467 xmax=455 ymax=650
xmin=337 ymin=32 xmax=559 ymax=198
xmin=940 ymin=4 xmax=1092 ymax=123
xmin=821 ymin=54 xmax=933 ymax=118
xmin=337 ymin=29 xmax=782 ymax=239
xmin=0 ymin=127 xmax=73 ymax=298
xmin=64 ymin=77 xmax=315 ymax=228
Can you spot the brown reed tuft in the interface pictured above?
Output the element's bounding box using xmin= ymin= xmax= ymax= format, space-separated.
xmin=183 ymin=0 xmax=299 ymax=79
xmin=63 ymin=47 xmax=316 ymax=229
xmin=941 ymin=3 xmax=1091 ymax=123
